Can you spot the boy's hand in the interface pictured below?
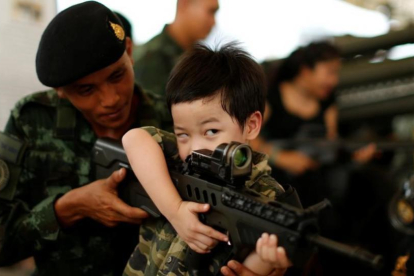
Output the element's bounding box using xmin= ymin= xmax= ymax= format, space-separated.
xmin=169 ymin=201 xmax=228 ymax=253
xmin=256 ymin=233 xmax=291 ymax=271
xmin=221 ymin=260 xmax=286 ymax=276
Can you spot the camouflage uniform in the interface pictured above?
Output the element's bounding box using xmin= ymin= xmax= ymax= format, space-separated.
xmin=123 ymin=127 xmax=286 ymax=276
xmin=0 ymin=85 xmax=172 ymax=276
xmin=133 ymin=25 xmax=184 ymax=97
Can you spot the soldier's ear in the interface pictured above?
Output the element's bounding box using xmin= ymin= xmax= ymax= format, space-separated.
xmin=125 ymin=37 xmax=134 ymax=65
xmin=55 ymin=88 xmax=67 ymax=99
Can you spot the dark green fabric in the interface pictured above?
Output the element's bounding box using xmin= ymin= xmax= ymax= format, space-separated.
xmin=133 ymin=25 xmax=184 ymax=97
xmin=0 ymin=85 xmax=172 ymax=276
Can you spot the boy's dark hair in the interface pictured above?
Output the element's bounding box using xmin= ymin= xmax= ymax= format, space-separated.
xmin=275 ymin=41 xmax=341 ymax=84
xmin=166 ymin=42 xmax=266 ymax=129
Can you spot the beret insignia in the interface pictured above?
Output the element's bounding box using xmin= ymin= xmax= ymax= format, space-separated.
xmin=110 ymin=21 xmax=125 ymax=41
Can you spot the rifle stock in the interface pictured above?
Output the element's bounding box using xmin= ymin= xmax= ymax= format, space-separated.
xmin=93 ymin=138 xmax=383 ymax=271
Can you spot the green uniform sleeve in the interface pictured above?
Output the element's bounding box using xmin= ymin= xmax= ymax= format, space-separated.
xmin=140 ymin=126 xmax=180 ymax=162
xmin=0 ymin=194 xmax=62 ymax=265
xmin=0 ymin=115 xmax=65 ymax=266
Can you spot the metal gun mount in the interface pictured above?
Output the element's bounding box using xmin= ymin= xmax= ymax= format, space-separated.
xmin=186 ymin=142 xmax=253 ymax=188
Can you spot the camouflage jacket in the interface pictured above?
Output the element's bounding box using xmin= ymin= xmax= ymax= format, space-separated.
xmin=0 ymin=85 xmax=172 ymax=276
xmin=133 ymin=25 xmax=184 ymax=97
xmin=123 ymin=127 xmax=286 ymax=276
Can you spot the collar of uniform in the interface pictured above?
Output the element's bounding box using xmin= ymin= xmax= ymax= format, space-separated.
xmin=54 ymin=96 xmax=77 ymax=140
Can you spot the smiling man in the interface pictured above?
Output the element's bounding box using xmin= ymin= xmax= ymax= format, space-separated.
xmin=0 ymin=1 xmax=171 ymax=275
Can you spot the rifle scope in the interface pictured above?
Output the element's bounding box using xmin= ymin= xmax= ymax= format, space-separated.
xmin=188 ymin=142 xmax=252 ymax=186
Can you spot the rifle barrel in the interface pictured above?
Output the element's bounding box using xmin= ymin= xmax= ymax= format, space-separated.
xmin=307 ymin=235 xmax=383 ymax=270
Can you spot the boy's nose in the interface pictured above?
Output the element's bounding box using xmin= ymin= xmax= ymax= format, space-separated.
xmin=190 ymin=142 xmax=202 ymax=154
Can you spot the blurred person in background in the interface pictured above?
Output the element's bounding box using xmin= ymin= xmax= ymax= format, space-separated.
xmin=134 ymin=0 xmax=219 ymax=96
xmin=253 ymin=41 xmax=396 ymax=276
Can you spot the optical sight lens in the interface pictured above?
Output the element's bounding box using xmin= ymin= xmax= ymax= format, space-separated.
xmin=234 ymin=149 xmax=247 ymax=167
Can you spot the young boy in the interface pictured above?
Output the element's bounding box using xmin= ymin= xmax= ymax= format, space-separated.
xmin=122 ymin=43 xmax=292 ymax=275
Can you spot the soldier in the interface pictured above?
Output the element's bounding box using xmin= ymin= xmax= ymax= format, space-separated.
xmin=0 ymin=2 xmax=171 ymax=275
xmin=134 ymin=0 xmax=219 ymax=97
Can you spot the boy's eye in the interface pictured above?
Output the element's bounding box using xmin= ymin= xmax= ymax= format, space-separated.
xmin=176 ymin=133 xmax=189 ymax=138
xmin=205 ymin=129 xmax=219 ymax=136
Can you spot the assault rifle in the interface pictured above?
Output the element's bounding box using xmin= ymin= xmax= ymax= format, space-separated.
xmin=93 ymin=138 xmax=383 ymax=272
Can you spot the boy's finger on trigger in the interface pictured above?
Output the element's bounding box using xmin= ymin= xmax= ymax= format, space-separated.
xmin=191 ymin=232 xmax=216 ymax=248
xmin=201 ymin=225 xmax=228 ymax=242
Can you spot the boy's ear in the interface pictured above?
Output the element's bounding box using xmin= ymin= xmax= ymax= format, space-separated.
xmin=245 ymin=111 xmax=262 ymax=140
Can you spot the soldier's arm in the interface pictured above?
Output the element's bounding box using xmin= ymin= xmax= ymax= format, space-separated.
xmin=0 ymin=116 xmax=64 ymax=265
xmin=0 ymin=111 xmax=148 ymax=266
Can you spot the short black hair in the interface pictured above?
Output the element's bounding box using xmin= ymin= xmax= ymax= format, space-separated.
xmin=166 ymin=42 xmax=266 ymax=130
xmin=275 ymin=41 xmax=341 ymax=84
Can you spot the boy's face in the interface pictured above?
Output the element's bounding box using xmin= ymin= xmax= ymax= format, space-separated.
xmin=172 ymin=95 xmax=257 ymax=161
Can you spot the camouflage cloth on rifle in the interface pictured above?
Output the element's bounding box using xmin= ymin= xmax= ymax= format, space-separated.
xmin=0 ymin=86 xmax=172 ymax=276
xmin=123 ymin=126 xmax=286 ymax=276
xmin=133 ymin=25 xmax=184 ymax=97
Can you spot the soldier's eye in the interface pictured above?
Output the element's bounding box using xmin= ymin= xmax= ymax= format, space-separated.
xmin=110 ymin=70 xmax=125 ymax=82
xmin=78 ymin=86 xmax=94 ymax=96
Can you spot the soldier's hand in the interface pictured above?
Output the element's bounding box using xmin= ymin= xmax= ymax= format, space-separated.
xmin=169 ymin=201 xmax=228 ymax=253
xmin=55 ymin=168 xmax=149 ymax=227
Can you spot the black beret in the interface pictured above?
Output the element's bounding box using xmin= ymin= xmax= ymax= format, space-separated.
xmin=36 ymin=1 xmax=126 ymax=87
xmin=114 ymin=12 xmax=132 ymax=40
